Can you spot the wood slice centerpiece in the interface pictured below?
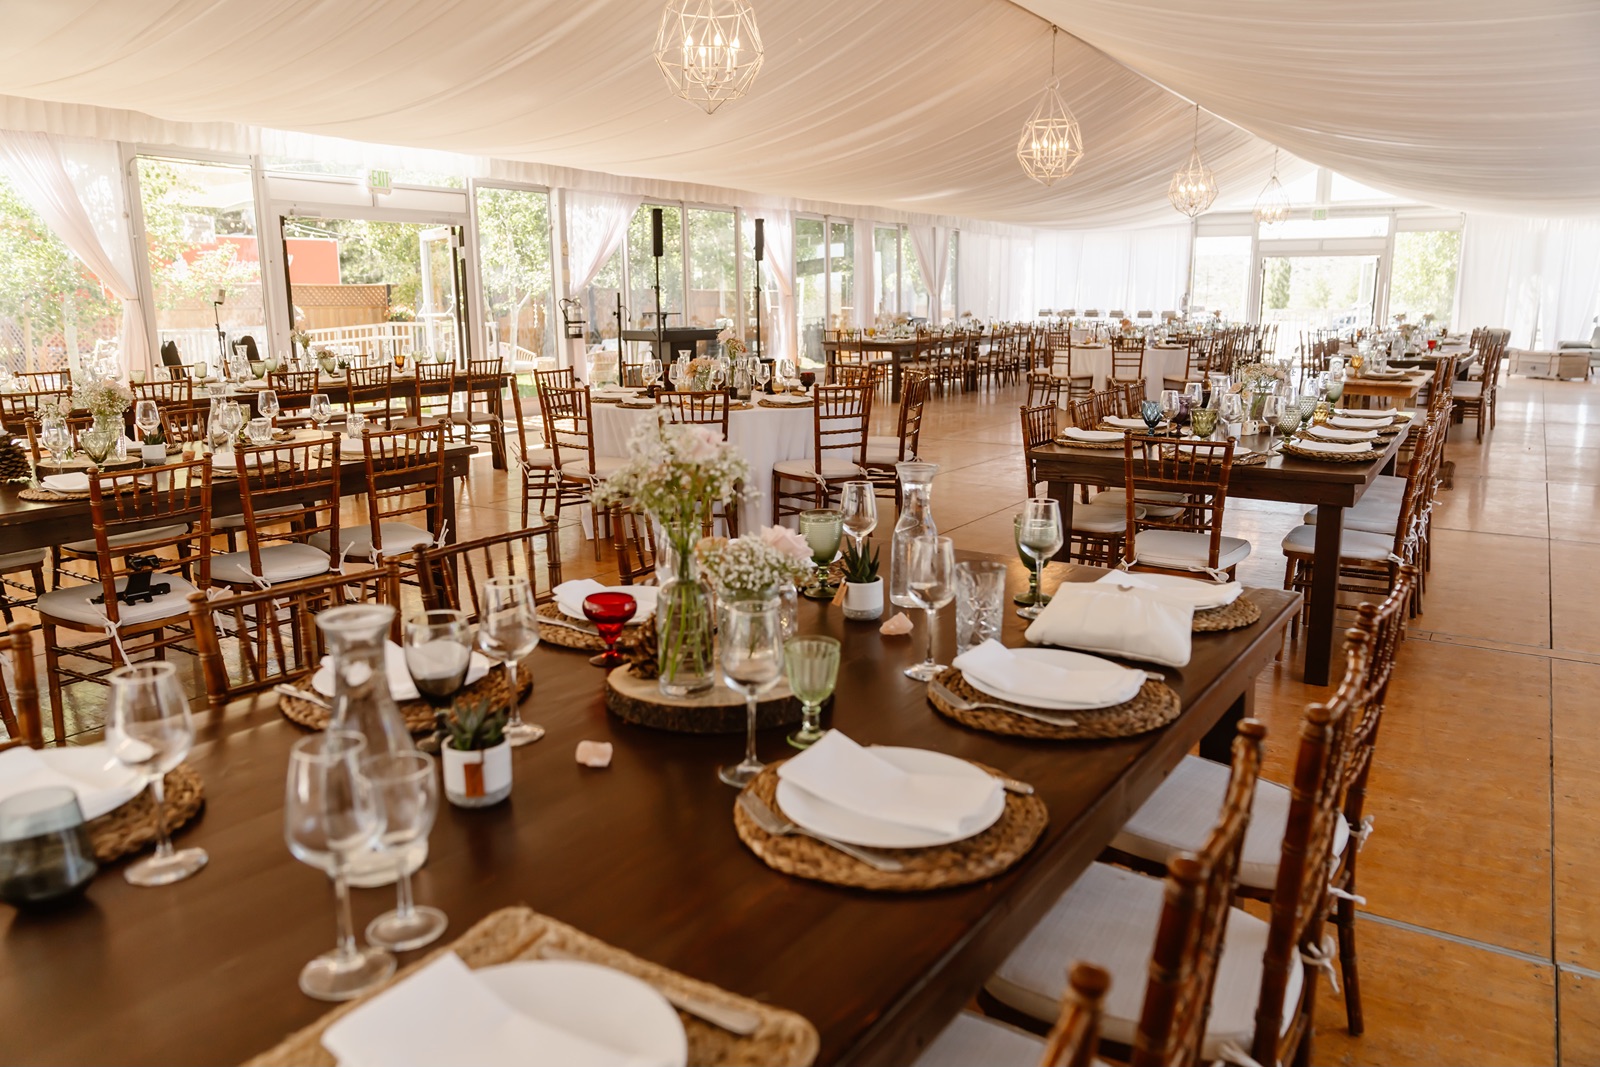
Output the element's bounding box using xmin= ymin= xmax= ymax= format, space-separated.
xmin=604 ymin=664 xmax=805 ymax=734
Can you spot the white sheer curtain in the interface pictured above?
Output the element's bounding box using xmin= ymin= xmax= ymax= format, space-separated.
xmin=756 ymin=210 xmax=795 ymax=362
xmin=958 ymin=231 xmax=1036 ymax=321
xmin=852 ymin=220 xmax=876 ymax=328
xmin=909 ymin=225 xmax=950 ymax=323
xmin=1032 ymin=225 xmax=1190 ymax=318
xmin=564 ymin=190 xmax=641 ymax=297
xmin=1457 ymin=216 xmax=1600 ymax=348
xmin=0 ymin=130 xmax=149 ymax=375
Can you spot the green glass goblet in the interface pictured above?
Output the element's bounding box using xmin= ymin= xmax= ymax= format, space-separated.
xmin=797 ymin=508 xmax=843 ymax=598
xmin=1189 ymin=407 xmax=1219 ymax=440
xmin=784 ymin=636 xmax=840 ymax=750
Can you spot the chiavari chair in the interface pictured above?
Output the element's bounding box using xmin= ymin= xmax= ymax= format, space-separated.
xmin=308 ymin=425 xmax=444 ymax=578
xmin=0 ymin=622 xmax=41 ymax=747
xmin=1027 ymin=372 xmax=1067 ymax=410
xmin=131 ymin=379 xmax=193 ymax=407
xmin=657 ymin=389 xmax=739 ymax=536
xmin=187 ymin=566 xmax=400 ymax=715
xmin=1109 ymin=336 xmax=1145 ymax=390
xmin=771 ymin=384 xmax=872 ymax=524
xmin=266 ymin=368 xmax=320 ymax=427
xmin=1022 ymin=402 xmax=1128 ymax=565
xmin=1451 ymin=327 xmax=1509 ymax=441
xmin=16 ymin=370 xmax=70 ymax=392
xmin=2 ymin=391 xmax=69 ymax=434
xmin=448 ymin=356 xmax=507 ymax=467
xmin=1162 ymin=339 xmax=1209 ymax=392
xmin=865 ymin=372 xmax=930 ymax=507
xmin=540 ymin=382 xmax=625 ymax=554
xmin=345 ymin=364 xmax=404 ymax=428
xmin=532 ymin=365 xmax=577 ymax=395
xmin=912 ymin=962 xmax=1110 ymax=1067
xmin=36 ymin=459 xmax=213 ymax=737
xmin=210 ymin=438 xmax=342 ymax=589
xmin=158 ymin=403 xmax=211 ymax=449
xmin=508 ymin=377 xmax=559 ymax=526
xmin=608 ymin=504 xmax=659 ymax=585
xmin=396 ymin=361 xmax=456 ymax=429
xmin=1121 ymin=435 xmax=1249 ymax=578
xmin=981 ymin=721 xmax=1267 ymax=1066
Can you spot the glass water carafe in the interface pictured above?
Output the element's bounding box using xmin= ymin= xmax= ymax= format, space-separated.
xmin=889 ymin=461 xmax=939 ymax=609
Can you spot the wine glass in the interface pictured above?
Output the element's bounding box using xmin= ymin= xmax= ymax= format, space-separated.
xmin=1277 ymin=398 xmax=1303 ymax=440
xmin=717 ymin=598 xmax=785 ymax=787
xmin=284 ymin=731 xmax=394 ymax=1001
xmin=1160 ymin=389 xmax=1182 ymax=437
xmin=1012 ymin=513 xmax=1045 ymax=607
xmin=1140 ymin=399 xmax=1164 ymax=434
xmin=777 ymin=357 xmax=796 ymax=389
xmin=785 ymin=635 xmax=840 ymax=750
xmin=105 ymin=662 xmax=209 ymax=886
xmin=1015 ymin=499 xmax=1064 ymax=621
xmin=837 ymin=481 xmax=877 ymax=555
xmin=1324 ymin=372 xmax=1345 ymax=405
xmin=582 ymin=592 xmax=637 ymax=669
xmin=1261 ymin=394 xmax=1282 ymax=452
xmin=258 ymin=389 xmax=280 ymax=427
xmin=134 ymin=399 xmax=160 ymax=445
xmin=797 ymin=508 xmax=844 ymax=594
xmin=360 ymin=751 xmax=447 ymax=952
xmin=643 ymin=358 xmax=662 ymax=390
xmin=755 ymin=361 xmax=771 ymax=394
xmin=904 ymin=536 xmax=956 ymax=680
xmin=403 ymin=610 xmax=472 ymax=708
xmin=310 ymin=393 xmax=333 ymax=433
xmin=477 ymin=576 xmax=544 ymax=746
xmin=1189 ymin=406 xmax=1219 ymax=440
xmin=667 ymin=361 xmax=684 ymax=390
xmin=42 ymin=422 xmax=73 ymax=467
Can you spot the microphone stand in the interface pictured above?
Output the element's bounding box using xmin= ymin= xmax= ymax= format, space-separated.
xmin=653 ymin=252 xmax=665 ymax=371
xmin=212 ymin=298 xmax=227 ymax=369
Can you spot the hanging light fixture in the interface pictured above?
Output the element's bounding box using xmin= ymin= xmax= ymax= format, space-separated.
xmin=1168 ymin=104 xmax=1219 ymax=218
xmin=653 ymin=0 xmax=764 ymax=115
xmin=1253 ymin=148 xmax=1292 ymax=226
xmin=1016 ymin=27 xmax=1084 ymax=187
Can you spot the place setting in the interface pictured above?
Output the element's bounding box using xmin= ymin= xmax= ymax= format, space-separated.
xmin=535 ymin=578 xmax=658 ymax=653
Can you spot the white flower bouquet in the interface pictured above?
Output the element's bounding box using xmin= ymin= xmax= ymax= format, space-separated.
xmin=72 ymin=379 xmax=132 ymax=420
xmin=592 ymin=413 xmax=748 ymax=563
xmin=696 ymin=531 xmax=811 ymax=598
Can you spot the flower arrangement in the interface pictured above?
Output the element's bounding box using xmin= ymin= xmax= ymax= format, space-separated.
xmin=592 ymin=413 xmax=748 ymax=561
xmin=723 ymin=335 xmax=748 ymax=360
xmin=387 ymin=304 xmax=416 ymax=322
xmin=696 ymin=532 xmax=811 ymax=598
xmin=72 ymin=379 xmax=132 ymax=420
xmin=291 ymin=329 xmax=313 ymax=351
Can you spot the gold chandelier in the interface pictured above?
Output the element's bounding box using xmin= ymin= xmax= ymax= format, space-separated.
xmin=653 ymin=0 xmax=765 ymax=115
xmin=1017 ymin=28 xmax=1084 ymax=187
xmin=1253 ymin=147 xmax=1292 ymax=226
xmin=1168 ymin=105 xmax=1218 ymax=218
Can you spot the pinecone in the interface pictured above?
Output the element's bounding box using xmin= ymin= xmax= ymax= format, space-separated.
xmin=0 ymin=440 xmax=33 ymax=484
xmin=620 ymin=614 xmax=660 ymax=679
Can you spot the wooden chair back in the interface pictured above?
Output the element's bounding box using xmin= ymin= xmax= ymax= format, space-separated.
xmin=657 ymin=390 xmax=730 ymax=438
xmin=360 ymin=424 xmax=446 ymax=557
xmin=609 ymin=504 xmax=658 ymax=585
xmin=539 ymin=383 xmax=598 ymax=475
xmin=1028 ymin=373 xmax=1067 ymax=409
xmin=86 ymin=459 xmax=214 ymax=627
xmin=812 ymin=384 xmax=872 ymax=471
xmin=186 ymin=567 xmax=401 ymax=713
xmin=1041 ymin=962 xmax=1112 ymax=1067
xmin=458 ymin=356 xmax=506 ymax=418
xmin=1 ymin=392 xmax=65 ymax=433
xmin=1131 ymin=719 xmax=1266 ymax=1067
xmin=1121 ymin=436 xmax=1237 ymax=570
xmin=346 ymin=364 xmax=395 ymax=423
xmin=1111 ymin=337 xmax=1145 ymax=383
xmin=414 ymin=527 xmax=563 ymax=625
xmin=532 ymin=366 xmax=577 ymax=395
xmin=1021 ymin=402 xmax=1058 ymax=498
xmin=157 ymin=403 xmax=211 ymax=449
xmin=24 ymin=414 xmax=94 ymax=465
xmin=891 ymin=373 xmax=931 ymax=461
xmin=0 ymin=623 xmax=42 ymax=749
xmin=267 ymin=369 xmax=321 ymax=421
xmin=17 ymin=370 xmax=69 ymax=392
xmin=1115 ymin=381 xmax=1145 ymax=419
xmin=231 ymin=437 xmax=342 ymax=575
xmin=411 ymin=361 xmax=456 ymax=422
xmin=131 ymin=379 xmax=193 ymax=406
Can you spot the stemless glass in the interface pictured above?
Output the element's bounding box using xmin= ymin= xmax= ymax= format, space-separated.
xmin=582 ymin=592 xmax=637 ymax=668
xmin=310 ymin=393 xmax=333 ymax=433
xmin=360 ymin=751 xmax=446 ymax=952
xmin=134 ymin=399 xmax=160 ymax=443
xmin=717 ymin=599 xmax=785 ymax=787
xmin=105 ymin=663 xmax=208 ymax=886
xmin=1140 ymin=399 xmax=1164 ymax=433
xmin=784 ymin=635 xmax=840 ymax=750
xmin=904 ymin=535 xmax=956 ymax=681
xmin=1016 ymin=499 xmax=1064 ymax=621
xmin=1277 ymin=399 xmax=1303 ymax=439
xmin=1261 ymin=394 xmax=1282 ymax=452
xmin=286 ymin=731 xmax=394 ymax=1001
xmin=837 ymin=481 xmax=877 ymax=554
xmin=403 ymin=610 xmax=472 ymax=708
xmin=248 ymin=417 xmax=272 ymax=445
xmin=954 ymin=560 xmax=1008 ymax=655
xmin=258 ymin=389 xmax=280 ymax=426
xmin=477 ymin=576 xmax=544 ymax=745
xmin=1190 ymin=406 xmax=1219 ymax=440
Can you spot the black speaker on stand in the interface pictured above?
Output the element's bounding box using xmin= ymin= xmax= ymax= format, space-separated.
xmin=651 ymin=208 xmax=665 ymax=369
xmin=753 ymin=218 xmax=764 ymax=369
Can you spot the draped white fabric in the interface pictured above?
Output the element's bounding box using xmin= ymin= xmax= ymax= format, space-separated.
xmin=1032 ymin=226 xmax=1192 ymax=320
xmin=756 ymin=211 xmax=795 ymax=363
xmin=910 ymin=227 xmax=951 ymax=323
xmin=563 ymin=190 xmax=641 ymax=298
xmin=0 ymin=131 xmax=151 ymax=373
xmin=852 ymin=221 xmax=876 ymax=329
xmin=1457 ymin=216 xmax=1600 ymax=348
xmin=957 ymin=232 xmax=1035 ymax=321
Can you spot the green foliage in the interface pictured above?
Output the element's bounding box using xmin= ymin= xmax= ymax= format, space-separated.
xmin=436 ymin=698 xmax=508 ymax=751
xmin=1391 ymin=230 xmax=1461 ymax=324
xmin=136 ymin=158 xmax=260 ymax=312
xmin=1263 ymin=258 xmax=1291 ymax=310
xmin=842 ymin=538 xmax=880 ymax=584
xmin=0 ymin=175 xmax=122 ymax=356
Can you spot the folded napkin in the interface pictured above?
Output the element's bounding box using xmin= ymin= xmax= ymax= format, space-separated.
xmin=554 ymin=580 xmax=657 ymax=621
xmin=761 ymin=394 xmax=812 ymax=405
xmin=1061 ymin=427 xmax=1124 ymax=443
xmin=1095 ymin=569 xmax=1242 ymax=611
xmin=315 ymin=642 xmax=488 ymax=701
xmin=323 ymin=953 xmax=661 ymax=1067
xmin=0 ymin=744 xmax=142 ymax=820
xmin=1333 ymin=407 xmax=1398 ymax=420
xmin=41 ymin=472 xmax=90 ymax=493
xmin=1290 ymin=438 xmax=1372 ymax=455
xmin=776 ymin=730 xmax=999 ymax=837
xmin=955 ymin=637 xmax=1148 ymax=707
xmin=1329 ymin=415 xmax=1392 ymax=430
xmin=1022 ymin=582 xmax=1194 ymax=668
xmin=1101 ymin=416 xmax=1158 ymax=430
xmin=1304 ymin=425 xmax=1379 ymax=443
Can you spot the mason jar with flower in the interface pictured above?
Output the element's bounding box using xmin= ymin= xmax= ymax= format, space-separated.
xmin=72 ymin=379 xmax=133 ymax=462
xmin=697 ymin=529 xmax=811 ymax=639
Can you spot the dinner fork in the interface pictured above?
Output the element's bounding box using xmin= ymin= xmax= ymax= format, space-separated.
xmin=928 ymin=679 xmax=1079 ymax=728
xmin=737 ymin=792 xmax=905 ymax=872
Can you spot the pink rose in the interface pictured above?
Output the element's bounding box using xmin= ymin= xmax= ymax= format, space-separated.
xmin=677 ymin=425 xmax=724 ymax=463
xmin=759 ymin=524 xmax=812 ymax=564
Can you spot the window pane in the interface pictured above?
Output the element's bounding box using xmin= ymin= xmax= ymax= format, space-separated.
xmin=139 ymin=157 xmax=263 ymax=369
xmin=1259 ymin=255 xmax=1380 ymax=353
xmin=873 ymin=226 xmax=899 ymax=321
xmin=627 ymin=204 xmax=683 ymax=335
xmin=1265 ymin=215 xmax=1389 ymax=241
xmin=794 ymin=217 xmax=826 ymax=364
xmin=0 ymin=172 xmax=123 ymax=375
xmin=905 ymin=243 xmax=929 ymax=321
xmin=475 ymin=186 xmax=553 ymax=367
xmin=687 ymin=208 xmax=737 ymax=332
xmin=740 ymin=214 xmax=778 ymax=357
xmin=828 ymin=220 xmax=854 ymax=329
xmin=943 ymin=232 xmax=958 ymax=320
xmin=1190 ymin=235 xmax=1252 ymax=322
xmin=582 ymin=247 xmax=624 ymax=352
xmin=1389 ymin=230 xmax=1461 ymax=326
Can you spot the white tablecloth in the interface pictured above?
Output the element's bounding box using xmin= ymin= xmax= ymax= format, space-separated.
xmin=1049 ymin=344 xmax=1193 ymax=400
xmin=585 ymin=401 xmax=814 ymax=537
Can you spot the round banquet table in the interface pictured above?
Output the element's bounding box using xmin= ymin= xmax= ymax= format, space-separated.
xmin=585 ymin=399 xmax=815 ymax=536
xmin=1050 ymin=343 xmax=1193 ymax=399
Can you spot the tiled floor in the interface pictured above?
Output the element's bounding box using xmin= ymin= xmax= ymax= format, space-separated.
xmin=24 ymin=370 xmax=1600 ymax=1064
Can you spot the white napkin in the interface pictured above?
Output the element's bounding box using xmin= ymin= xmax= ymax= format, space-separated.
xmin=42 ymin=472 xmax=90 ymax=493
xmin=0 ymin=745 xmax=142 ymax=820
xmin=1022 ymin=582 xmax=1194 ymax=668
xmin=1332 ymin=407 xmax=1395 ymax=419
xmin=1304 ymin=425 xmax=1379 ymax=443
xmin=1329 ymin=415 xmax=1392 ymax=430
xmin=1095 ymin=569 xmax=1242 ymax=611
xmin=322 ymin=953 xmax=658 ymax=1067
xmin=776 ymin=731 xmax=999 ymax=837
xmin=1102 ymin=416 xmax=1155 ymax=430
xmin=1290 ymin=439 xmax=1372 ymax=455
xmin=1061 ymin=427 xmax=1124 ymax=443
xmin=762 ymin=394 xmax=811 ymax=405
xmin=954 ymin=638 xmax=1147 ymax=707
xmin=554 ymin=580 xmax=657 ymax=621
xmin=314 ymin=642 xmax=489 ymax=701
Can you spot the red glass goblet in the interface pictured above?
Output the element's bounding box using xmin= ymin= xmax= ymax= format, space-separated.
xmin=582 ymin=592 xmax=637 ymax=669
xmin=1427 ymin=338 xmax=1438 ymax=351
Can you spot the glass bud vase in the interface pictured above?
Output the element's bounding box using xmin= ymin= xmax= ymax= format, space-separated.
xmin=316 ymin=604 xmax=425 ymax=887
xmin=656 ymin=542 xmax=716 ymax=698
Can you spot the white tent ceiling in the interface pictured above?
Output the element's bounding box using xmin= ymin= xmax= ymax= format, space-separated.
xmin=0 ymin=0 xmax=1594 ymax=228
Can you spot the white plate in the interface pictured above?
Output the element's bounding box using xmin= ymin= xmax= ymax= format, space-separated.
xmin=1360 ymin=368 xmax=1409 ymax=379
xmin=965 ymin=647 xmax=1140 ymax=711
xmin=557 ymin=585 xmax=658 ymax=623
xmin=473 ymin=961 xmax=687 ymax=1067
xmin=312 ymin=642 xmax=491 ymax=701
xmin=41 ymin=472 xmax=90 ymax=493
xmin=762 ymin=394 xmax=812 ymax=405
xmin=1102 ymin=416 xmax=1162 ymax=430
xmin=776 ymin=746 xmax=1006 ymax=849
xmin=0 ymin=744 xmax=144 ymax=820
xmin=1289 ymin=438 xmax=1372 ymax=455
xmin=1335 ymin=407 xmax=1411 ymax=421
xmin=1061 ymin=427 xmax=1123 ymax=443
xmin=1304 ymin=426 xmax=1379 ymax=442
xmin=1328 ymin=416 xmax=1391 ymax=430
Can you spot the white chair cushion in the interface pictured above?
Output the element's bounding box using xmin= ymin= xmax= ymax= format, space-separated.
xmin=1072 ymin=503 xmax=1128 ymax=535
xmin=986 ymin=862 xmax=1301 ymax=1059
xmin=38 ymin=573 xmax=200 ymax=627
xmin=213 ymin=505 xmax=304 ymax=531
xmin=1132 ymin=529 xmax=1251 ymax=571
xmin=772 ymin=458 xmax=866 ymax=480
xmin=448 ymin=410 xmax=498 ymax=425
xmin=865 ymin=447 xmax=901 ymax=468
xmin=1092 ymin=488 xmax=1185 ymax=519
xmin=1282 ymin=522 xmax=1395 ymax=563
xmin=912 ymin=1013 xmax=1045 ymax=1067
xmin=211 ymin=543 xmax=332 ymax=585
xmin=1302 ymin=496 xmax=1403 ymax=534
xmin=1368 ymin=475 xmax=1406 ymax=499
xmin=1454 ymin=380 xmax=1483 ymax=398
xmin=0 ymin=548 xmax=44 ymax=571
xmin=558 ymin=455 xmax=626 ymax=481
xmin=1112 ymin=754 xmax=1349 ymax=891
xmin=518 ymin=447 xmax=555 ymax=470
xmin=866 ymin=435 xmax=900 ymax=451
xmin=308 ymin=523 xmax=434 ymax=561
xmin=63 ymin=524 xmax=190 ymax=554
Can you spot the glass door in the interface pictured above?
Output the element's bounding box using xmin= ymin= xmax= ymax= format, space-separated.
xmin=1258 ymin=254 xmax=1379 ymax=359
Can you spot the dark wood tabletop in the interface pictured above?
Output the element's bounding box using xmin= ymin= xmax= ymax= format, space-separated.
xmin=0 ymin=561 xmax=1298 ymax=1066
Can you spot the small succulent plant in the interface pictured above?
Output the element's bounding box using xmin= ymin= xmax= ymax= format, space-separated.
xmin=841 ymin=538 xmax=880 ymax=584
xmin=435 ymin=698 xmax=508 ymax=751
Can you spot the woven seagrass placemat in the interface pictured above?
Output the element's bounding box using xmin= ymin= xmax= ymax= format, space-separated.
xmin=87 ymin=764 xmax=204 ymax=863
xmin=1192 ymin=592 xmax=1262 ymax=633
xmin=278 ymin=665 xmax=514 ymax=734
xmin=536 ymin=601 xmax=607 ymax=651
xmin=1281 ymin=440 xmax=1382 ymax=464
xmin=928 ymin=666 xmax=1181 ymax=740
xmin=733 ymin=761 xmax=1047 ymax=892
xmin=245 ymin=906 xmax=820 ymax=1067
xmin=1053 ymin=434 xmax=1125 ymax=450
xmin=758 ymin=398 xmax=813 ymax=409
xmin=211 ymin=458 xmax=297 ymax=478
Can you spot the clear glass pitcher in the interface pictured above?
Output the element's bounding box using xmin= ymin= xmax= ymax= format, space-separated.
xmin=889 ymin=461 xmax=938 ymax=609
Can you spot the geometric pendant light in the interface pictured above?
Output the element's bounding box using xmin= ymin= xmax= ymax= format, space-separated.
xmin=653 ymin=0 xmax=765 ymax=115
xmin=1252 ymin=147 xmax=1292 ymax=226
xmin=1168 ymin=104 xmax=1219 ymax=218
xmin=1016 ymin=28 xmax=1085 ymax=186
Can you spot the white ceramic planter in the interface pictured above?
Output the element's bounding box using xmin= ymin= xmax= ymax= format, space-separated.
xmin=442 ymin=739 xmax=513 ymax=807
xmin=141 ymin=444 xmax=166 ymax=464
xmin=842 ymin=579 xmax=884 ymax=621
